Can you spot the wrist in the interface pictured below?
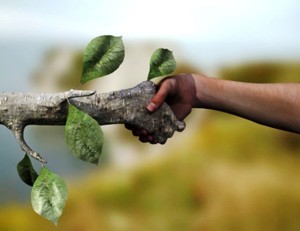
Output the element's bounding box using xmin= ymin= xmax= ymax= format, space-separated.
xmin=191 ymin=74 xmax=216 ymax=109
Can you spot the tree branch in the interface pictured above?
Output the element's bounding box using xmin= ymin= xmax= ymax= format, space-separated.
xmin=0 ymin=81 xmax=185 ymax=162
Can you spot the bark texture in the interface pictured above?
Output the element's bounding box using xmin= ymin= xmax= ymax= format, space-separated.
xmin=0 ymin=81 xmax=185 ymax=162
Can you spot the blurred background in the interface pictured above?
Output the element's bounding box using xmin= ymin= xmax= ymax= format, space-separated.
xmin=0 ymin=0 xmax=300 ymax=230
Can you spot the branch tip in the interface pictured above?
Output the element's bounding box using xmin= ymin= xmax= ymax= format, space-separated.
xmin=11 ymin=123 xmax=47 ymax=163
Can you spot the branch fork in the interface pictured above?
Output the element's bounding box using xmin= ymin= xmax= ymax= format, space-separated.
xmin=0 ymin=81 xmax=185 ymax=163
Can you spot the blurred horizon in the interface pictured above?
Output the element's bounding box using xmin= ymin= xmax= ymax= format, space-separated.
xmin=1 ymin=0 xmax=300 ymax=91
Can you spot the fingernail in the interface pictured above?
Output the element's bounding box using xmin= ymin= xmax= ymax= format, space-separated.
xmin=147 ymin=102 xmax=156 ymax=112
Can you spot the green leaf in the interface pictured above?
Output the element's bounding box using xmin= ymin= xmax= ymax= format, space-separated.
xmin=17 ymin=154 xmax=38 ymax=186
xmin=31 ymin=167 xmax=68 ymax=225
xmin=65 ymin=104 xmax=104 ymax=164
xmin=81 ymin=35 xmax=125 ymax=84
xmin=147 ymin=48 xmax=176 ymax=80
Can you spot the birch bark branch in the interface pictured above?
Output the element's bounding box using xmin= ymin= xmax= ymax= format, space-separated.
xmin=0 ymin=81 xmax=185 ymax=163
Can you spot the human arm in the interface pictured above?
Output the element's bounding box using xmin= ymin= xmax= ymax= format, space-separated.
xmin=195 ymin=74 xmax=300 ymax=134
xmin=126 ymin=73 xmax=300 ymax=143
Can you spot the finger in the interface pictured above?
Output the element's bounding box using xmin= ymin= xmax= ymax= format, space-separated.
xmin=150 ymin=140 xmax=158 ymax=144
xmin=158 ymin=140 xmax=167 ymax=145
xmin=147 ymin=80 xmax=172 ymax=112
xmin=147 ymin=135 xmax=158 ymax=144
xmin=139 ymin=135 xmax=149 ymax=143
xmin=132 ymin=129 xmax=148 ymax=137
xmin=124 ymin=124 xmax=136 ymax=130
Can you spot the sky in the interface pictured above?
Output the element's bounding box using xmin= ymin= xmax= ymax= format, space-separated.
xmin=1 ymin=0 xmax=299 ymax=76
xmin=1 ymin=0 xmax=299 ymax=43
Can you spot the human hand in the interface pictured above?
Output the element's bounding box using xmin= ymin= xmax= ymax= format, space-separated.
xmin=125 ymin=74 xmax=198 ymax=144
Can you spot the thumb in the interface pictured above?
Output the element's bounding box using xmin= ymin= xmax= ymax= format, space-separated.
xmin=147 ymin=81 xmax=171 ymax=112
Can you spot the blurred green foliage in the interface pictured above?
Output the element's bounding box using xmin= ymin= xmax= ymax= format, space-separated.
xmin=1 ymin=61 xmax=300 ymax=230
xmin=220 ymin=61 xmax=300 ymax=83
